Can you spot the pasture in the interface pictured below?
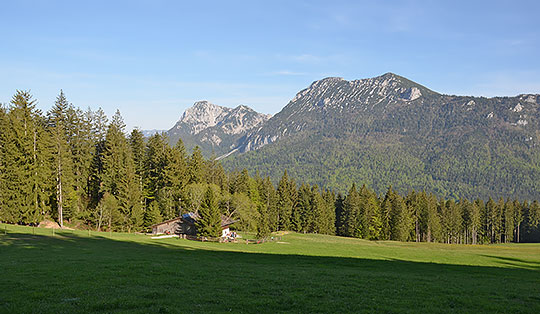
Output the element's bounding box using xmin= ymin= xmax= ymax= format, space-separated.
xmin=1 ymin=224 xmax=539 ymax=313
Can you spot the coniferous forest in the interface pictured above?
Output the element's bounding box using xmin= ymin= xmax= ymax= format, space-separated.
xmin=1 ymin=91 xmax=539 ymax=243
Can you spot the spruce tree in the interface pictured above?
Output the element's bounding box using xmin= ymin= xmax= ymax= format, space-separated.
xmin=47 ymin=90 xmax=75 ymax=227
xmin=101 ymin=110 xmax=142 ymax=231
xmin=4 ymin=91 xmax=50 ymax=225
xmin=389 ymin=192 xmax=410 ymax=242
xmin=380 ymin=186 xmax=394 ymax=240
xmin=197 ymin=186 xmax=222 ymax=238
xmin=334 ymin=193 xmax=345 ymax=235
xmin=187 ymin=146 xmax=206 ymax=184
xmin=320 ymin=189 xmax=337 ymax=235
xmin=365 ymin=190 xmax=382 ymax=240
xmin=502 ymin=200 xmax=515 ymax=243
xmin=259 ymin=177 xmax=278 ymax=232
xmin=513 ymin=200 xmax=523 ymax=243
xmin=276 ymin=170 xmax=296 ymax=230
xmin=129 ymin=128 xmax=145 ymax=182
xmin=143 ymin=133 xmax=169 ymax=206
xmin=256 ymin=203 xmax=271 ymax=239
xmin=0 ymin=104 xmax=7 ymax=222
xmin=309 ymin=185 xmax=325 ymax=233
xmin=144 ymin=201 xmax=162 ymax=228
xmin=341 ymin=183 xmax=361 ymax=237
xmin=67 ymin=106 xmax=95 ymax=222
xmin=291 ymin=184 xmax=311 ymax=232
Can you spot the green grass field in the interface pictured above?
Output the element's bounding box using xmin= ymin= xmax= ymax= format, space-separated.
xmin=1 ymin=224 xmax=539 ymax=313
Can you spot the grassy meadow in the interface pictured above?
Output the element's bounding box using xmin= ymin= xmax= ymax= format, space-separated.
xmin=1 ymin=224 xmax=539 ymax=313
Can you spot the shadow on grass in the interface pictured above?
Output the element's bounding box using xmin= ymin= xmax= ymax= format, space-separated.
xmin=479 ymin=254 xmax=540 ymax=269
xmin=1 ymin=231 xmax=540 ymax=313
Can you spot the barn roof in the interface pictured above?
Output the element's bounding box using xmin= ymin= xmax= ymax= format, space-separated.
xmin=150 ymin=217 xmax=182 ymax=227
xmin=151 ymin=212 xmax=237 ymax=228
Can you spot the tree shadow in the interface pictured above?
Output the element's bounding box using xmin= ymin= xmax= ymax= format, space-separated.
xmin=1 ymin=231 xmax=539 ymax=313
xmin=480 ymin=254 xmax=540 ymax=269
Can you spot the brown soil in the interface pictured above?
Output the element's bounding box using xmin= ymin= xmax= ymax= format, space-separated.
xmin=38 ymin=220 xmax=74 ymax=230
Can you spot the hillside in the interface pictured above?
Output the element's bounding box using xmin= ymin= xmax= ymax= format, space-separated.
xmin=223 ymin=73 xmax=540 ymax=200
xmin=2 ymin=224 xmax=540 ymax=313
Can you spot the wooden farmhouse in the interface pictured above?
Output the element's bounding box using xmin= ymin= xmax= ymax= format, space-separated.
xmin=151 ymin=212 xmax=236 ymax=238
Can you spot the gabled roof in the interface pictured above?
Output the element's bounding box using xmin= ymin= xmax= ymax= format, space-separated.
xmin=150 ymin=217 xmax=182 ymax=228
xmin=220 ymin=215 xmax=237 ymax=227
xmin=151 ymin=212 xmax=237 ymax=228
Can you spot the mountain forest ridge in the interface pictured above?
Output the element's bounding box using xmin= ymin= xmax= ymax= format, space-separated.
xmin=159 ymin=72 xmax=540 ymax=200
xmin=1 ymin=75 xmax=540 ymax=244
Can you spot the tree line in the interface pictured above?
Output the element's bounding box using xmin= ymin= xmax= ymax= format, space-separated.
xmin=1 ymin=90 xmax=539 ymax=242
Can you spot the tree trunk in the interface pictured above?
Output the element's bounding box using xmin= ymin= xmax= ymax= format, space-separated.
xmin=415 ymin=218 xmax=419 ymax=242
xmin=97 ymin=206 xmax=103 ymax=231
xmin=57 ymin=156 xmax=64 ymax=229
xmin=33 ymin=129 xmax=39 ymax=224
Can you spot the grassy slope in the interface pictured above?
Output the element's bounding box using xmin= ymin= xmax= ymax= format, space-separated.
xmin=1 ymin=224 xmax=539 ymax=313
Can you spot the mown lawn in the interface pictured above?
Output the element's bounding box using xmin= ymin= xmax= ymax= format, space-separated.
xmin=1 ymin=224 xmax=539 ymax=313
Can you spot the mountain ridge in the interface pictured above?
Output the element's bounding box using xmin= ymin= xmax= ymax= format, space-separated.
xmin=166 ymin=100 xmax=271 ymax=155
xmin=159 ymin=73 xmax=539 ymax=199
xmin=221 ymin=73 xmax=540 ymax=199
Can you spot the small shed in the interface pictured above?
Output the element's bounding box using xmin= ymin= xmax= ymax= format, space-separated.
xmin=151 ymin=212 xmax=236 ymax=237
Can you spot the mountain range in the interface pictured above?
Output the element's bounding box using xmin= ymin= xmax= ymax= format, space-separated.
xmin=165 ymin=100 xmax=271 ymax=156
xmin=155 ymin=73 xmax=540 ymax=199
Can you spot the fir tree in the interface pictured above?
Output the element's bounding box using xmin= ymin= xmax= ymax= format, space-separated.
xmin=187 ymin=146 xmax=206 ymax=184
xmin=502 ymin=200 xmax=515 ymax=243
xmin=144 ymin=201 xmax=162 ymax=228
xmin=291 ymin=184 xmax=311 ymax=232
xmin=47 ymin=90 xmax=75 ymax=227
xmin=197 ymin=186 xmax=222 ymax=238
xmin=341 ymin=183 xmax=361 ymax=237
xmin=256 ymin=203 xmax=271 ymax=239
xmin=276 ymin=170 xmax=296 ymax=230
xmin=3 ymin=91 xmax=50 ymax=224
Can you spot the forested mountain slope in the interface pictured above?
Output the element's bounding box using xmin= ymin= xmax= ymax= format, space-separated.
xmin=224 ymin=73 xmax=540 ymax=199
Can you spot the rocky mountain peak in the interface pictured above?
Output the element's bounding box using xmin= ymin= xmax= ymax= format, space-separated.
xmin=179 ymin=101 xmax=231 ymax=134
xmin=166 ymin=101 xmax=271 ymax=156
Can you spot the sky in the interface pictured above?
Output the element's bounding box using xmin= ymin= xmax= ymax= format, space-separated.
xmin=1 ymin=0 xmax=540 ymax=130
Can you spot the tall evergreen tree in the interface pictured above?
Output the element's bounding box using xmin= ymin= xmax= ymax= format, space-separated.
xmin=340 ymin=183 xmax=361 ymax=237
xmin=0 ymin=104 xmax=7 ymax=222
xmin=259 ymin=176 xmax=278 ymax=232
xmin=502 ymin=200 xmax=515 ymax=243
xmin=67 ymin=106 xmax=95 ymax=222
xmin=197 ymin=186 xmax=222 ymax=238
xmin=334 ymin=193 xmax=345 ymax=234
xmin=101 ymin=110 xmax=141 ymax=231
xmin=291 ymin=184 xmax=311 ymax=232
xmin=3 ymin=91 xmax=50 ymax=224
xmin=276 ymin=170 xmax=296 ymax=230
xmin=320 ymin=189 xmax=337 ymax=235
xmin=513 ymin=199 xmax=523 ymax=243
xmin=143 ymin=133 xmax=170 ymax=206
xmin=389 ymin=192 xmax=411 ymax=242
xmin=187 ymin=146 xmax=206 ymax=184
xmin=47 ymin=90 xmax=75 ymax=227
xmin=380 ymin=186 xmax=394 ymax=240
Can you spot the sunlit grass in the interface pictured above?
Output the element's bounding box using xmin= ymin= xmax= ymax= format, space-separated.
xmin=1 ymin=223 xmax=539 ymax=313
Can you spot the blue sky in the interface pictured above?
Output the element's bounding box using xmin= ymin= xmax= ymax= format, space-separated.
xmin=1 ymin=0 xmax=539 ymax=130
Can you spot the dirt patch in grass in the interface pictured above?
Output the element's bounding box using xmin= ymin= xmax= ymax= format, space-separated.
xmin=38 ymin=220 xmax=73 ymax=230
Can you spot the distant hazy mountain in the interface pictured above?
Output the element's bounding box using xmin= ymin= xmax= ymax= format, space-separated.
xmin=166 ymin=101 xmax=271 ymax=156
xmin=223 ymin=73 xmax=540 ymax=199
xmin=141 ymin=129 xmax=166 ymax=137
